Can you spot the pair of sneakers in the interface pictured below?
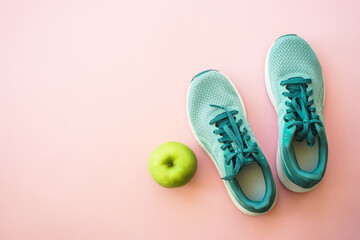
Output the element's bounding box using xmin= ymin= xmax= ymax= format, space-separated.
xmin=187 ymin=34 xmax=328 ymax=215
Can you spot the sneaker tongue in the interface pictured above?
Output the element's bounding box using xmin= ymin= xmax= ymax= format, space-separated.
xmin=243 ymin=156 xmax=256 ymax=166
xmin=286 ymin=123 xmax=324 ymax=147
xmin=226 ymin=146 xmax=256 ymax=169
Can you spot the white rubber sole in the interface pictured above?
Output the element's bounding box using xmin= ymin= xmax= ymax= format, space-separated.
xmin=187 ymin=71 xmax=277 ymax=215
xmin=264 ymin=42 xmax=325 ymax=193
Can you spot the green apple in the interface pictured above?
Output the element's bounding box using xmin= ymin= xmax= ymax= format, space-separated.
xmin=148 ymin=141 xmax=197 ymax=188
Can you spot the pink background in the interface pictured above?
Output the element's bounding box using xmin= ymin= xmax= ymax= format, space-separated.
xmin=1 ymin=0 xmax=360 ymax=239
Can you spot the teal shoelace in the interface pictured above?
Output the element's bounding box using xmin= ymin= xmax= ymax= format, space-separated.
xmin=280 ymin=77 xmax=323 ymax=146
xmin=209 ymin=105 xmax=258 ymax=180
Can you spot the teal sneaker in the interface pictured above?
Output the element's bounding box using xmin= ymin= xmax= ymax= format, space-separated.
xmin=187 ymin=70 xmax=277 ymax=215
xmin=265 ymin=34 xmax=328 ymax=192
